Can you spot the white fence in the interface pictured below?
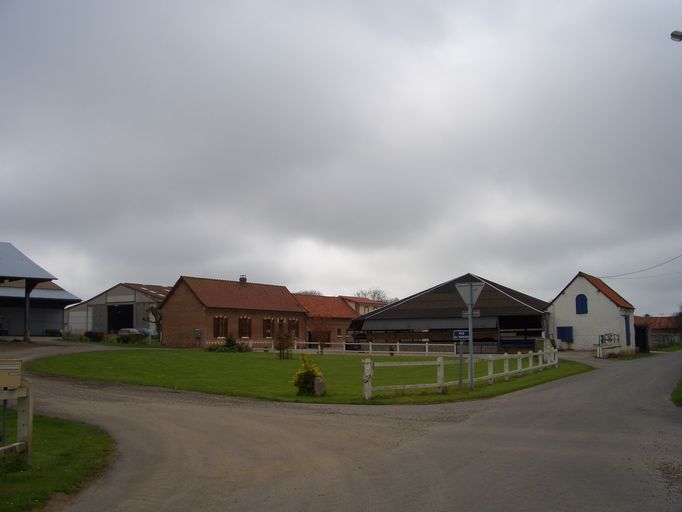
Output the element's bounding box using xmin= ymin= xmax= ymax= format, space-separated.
xmin=238 ymin=340 xmax=503 ymax=355
xmin=362 ymin=347 xmax=559 ymax=400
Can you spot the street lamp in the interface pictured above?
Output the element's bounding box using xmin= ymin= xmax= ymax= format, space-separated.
xmin=672 ymin=30 xmax=682 ymax=42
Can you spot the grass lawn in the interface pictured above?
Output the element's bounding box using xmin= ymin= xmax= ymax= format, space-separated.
xmin=658 ymin=342 xmax=682 ymax=352
xmin=672 ymin=378 xmax=682 ymax=407
xmin=27 ymin=350 xmax=593 ymax=405
xmin=1 ymin=410 xmax=114 ymax=512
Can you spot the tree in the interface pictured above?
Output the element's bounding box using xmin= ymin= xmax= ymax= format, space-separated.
xmin=295 ymin=290 xmax=322 ymax=296
xmin=144 ymin=306 xmax=162 ymax=335
xmin=354 ymin=288 xmax=398 ymax=304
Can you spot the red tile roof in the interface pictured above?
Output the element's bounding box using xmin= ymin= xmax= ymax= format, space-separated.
xmin=293 ymin=294 xmax=357 ymax=319
xmin=123 ymin=283 xmax=172 ymax=300
xmin=339 ymin=295 xmax=386 ymax=305
xmin=177 ymin=276 xmax=307 ymax=313
xmin=635 ymin=315 xmax=679 ymax=330
xmin=578 ymin=272 xmax=634 ymax=310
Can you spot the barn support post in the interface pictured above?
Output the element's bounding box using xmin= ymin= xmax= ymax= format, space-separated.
xmin=23 ymin=280 xmax=38 ymax=342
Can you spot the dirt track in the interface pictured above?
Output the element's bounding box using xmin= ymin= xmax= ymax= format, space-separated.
xmin=3 ymin=340 xmax=682 ymax=512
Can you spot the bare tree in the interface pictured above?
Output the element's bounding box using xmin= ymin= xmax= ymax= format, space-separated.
xmin=354 ymin=288 xmax=398 ymax=304
xmin=295 ymin=289 xmax=323 ymax=296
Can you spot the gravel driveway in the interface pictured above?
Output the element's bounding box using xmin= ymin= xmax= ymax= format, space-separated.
xmin=3 ymin=340 xmax=681 ymax=512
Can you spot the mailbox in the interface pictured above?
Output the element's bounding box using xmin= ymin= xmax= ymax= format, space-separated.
xmin=0 ymin=359 xmax=22 ymax=389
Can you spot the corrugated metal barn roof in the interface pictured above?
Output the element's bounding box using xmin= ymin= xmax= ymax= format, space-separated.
xmin=0 ymin=242 xmax=56 ymax=281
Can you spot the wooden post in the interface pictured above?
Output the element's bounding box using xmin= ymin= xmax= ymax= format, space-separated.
xmin=554 ymin=348 xmax=559 ymax=368
xmin=425 ymin=341 xmax=429 ymax=354
xmin=517 ymin=351 xmax=523 ymax=374
xmin=363 ymin=359 xmax=373 ymax=400
xmin=528 ymin=351 xmax=534 ymax=372
xmin=487 ymin=355 xmax=494 ymax=384
xmin=539 ymin=349 xmax=544 ymax=371
xmin=503 ymin=353 xmax=510 ymax=381
xmin=16 ymin=384 xmax=32 ymax=465
xmin=396 ymin=341 xmax=400 ymax=354
xmin=369 ymin=341 xmax=373 ymax=355
xmin=437 ymin=357 xmax=444 ymax=393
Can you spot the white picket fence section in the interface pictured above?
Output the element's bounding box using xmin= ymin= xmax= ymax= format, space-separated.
xmin=362 ymin=347 xmax=559 ymax=400
xmin=244 ymin=340 xmax=493 ymax=355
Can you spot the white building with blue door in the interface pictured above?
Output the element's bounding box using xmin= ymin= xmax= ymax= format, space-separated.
xmin=546 ymin=272 xmax=635 ymax=353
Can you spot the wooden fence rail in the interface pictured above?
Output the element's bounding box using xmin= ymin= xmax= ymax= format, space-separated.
xmin=362 ymin=348 xmax=559 ymax=400
xmin=0 ymin=381 xmax=33 ymax=465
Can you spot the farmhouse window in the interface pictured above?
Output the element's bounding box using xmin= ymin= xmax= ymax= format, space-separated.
xmin=213 ymin=316 xmax=227 ymax=338
xmin=239 ymin=317 xmax=251 ymax=338
xmin=576 ymin=294 xmax=588 ymax=315
xmin=263 ymin=318 xmax=273 ymax=338
xmin=288 ymin=318 xmax=299 ymax=339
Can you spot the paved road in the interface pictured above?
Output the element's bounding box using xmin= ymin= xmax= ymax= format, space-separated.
xmin=3 ymin=340 xmax=681 ymax=512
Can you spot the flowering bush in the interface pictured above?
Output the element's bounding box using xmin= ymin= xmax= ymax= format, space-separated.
xmin=292 ymin=356 xmax=323 ymax=395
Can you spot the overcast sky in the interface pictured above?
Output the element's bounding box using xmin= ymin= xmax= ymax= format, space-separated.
xmin=2 ymin=1 xmax=681 ymax=314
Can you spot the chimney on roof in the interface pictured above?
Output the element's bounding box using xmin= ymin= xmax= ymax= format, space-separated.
xmin=239 ymin=275 xmax=247 ymax=286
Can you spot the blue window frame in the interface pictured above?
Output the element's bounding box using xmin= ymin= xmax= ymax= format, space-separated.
xmin=576 ymin=294 xmax=588 ymax=314
xmin=557 ymin=326 xmax=573 ymax=343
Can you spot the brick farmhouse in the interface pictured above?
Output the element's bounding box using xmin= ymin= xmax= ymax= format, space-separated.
xmin=161 ymin=275 xmax=308 ymax=348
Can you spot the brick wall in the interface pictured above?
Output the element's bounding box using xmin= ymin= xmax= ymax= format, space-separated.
xmin=162 ymin=284 xmax=308 ymax=348
xmin=306 ymin=317 xmax=353 ymax=345
xmin=161 ymin=280 xmax=206 ymax=347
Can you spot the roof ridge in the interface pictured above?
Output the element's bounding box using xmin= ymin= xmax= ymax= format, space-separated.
xmin=182 ymin=275 xmax=287 ymax=288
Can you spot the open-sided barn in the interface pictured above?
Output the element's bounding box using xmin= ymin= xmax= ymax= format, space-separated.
xmin=349 ymin=273 xmax=548 ymax=353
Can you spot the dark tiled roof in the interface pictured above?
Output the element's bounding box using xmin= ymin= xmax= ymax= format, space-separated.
xmin=176 ymin=276 xmax=307 ymax=313
xmin=350 ymin=273 xmax=548 ymax=331
xmin=294 ymin=294 xmax=357 ymax=319
xmin=123 ymin=283 xmax=172 ymax=300
xmin=0 ymin=279 xmax=80 ymax=303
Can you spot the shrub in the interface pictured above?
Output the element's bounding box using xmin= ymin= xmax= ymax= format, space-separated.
xmin=293 ymin=356 xmax=323 ymax=395
xmin=84 ymin=331 xmax=105 ymax=342
xmin=206 ymin=335 xmax=251 ymax=352
xmin=117 ymin=333 xmax=146 ymax=344
xmin=275 ymin=334 xmax=293 ymax=359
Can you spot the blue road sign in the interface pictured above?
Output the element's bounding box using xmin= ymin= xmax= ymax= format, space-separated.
xmin=453 ymin=329 xmax=469 ymax=340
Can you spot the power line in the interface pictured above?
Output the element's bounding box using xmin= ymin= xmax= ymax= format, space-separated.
xmin=598 ymin=253 xmax=682 ymax=279
xmin=604 ymin=269 xmax=682 ymax=280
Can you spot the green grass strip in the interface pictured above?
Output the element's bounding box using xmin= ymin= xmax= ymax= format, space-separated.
xmin=0 ymin=410 xmax=114 ymax=512
xmin=27 ymin=350 xmax=592 ymax=405
xmin=672 ymin=378 xmax=682 ymax=407
xmin=657 ymin=342 xmax=682 ymax=352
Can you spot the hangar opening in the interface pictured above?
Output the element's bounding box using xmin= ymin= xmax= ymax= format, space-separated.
xmin=107 ymin=304 xmax=134 ymax=333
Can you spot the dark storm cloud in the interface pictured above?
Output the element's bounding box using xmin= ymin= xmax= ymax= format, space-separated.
xmin=1 ymin=0 xmax=680 ymax=313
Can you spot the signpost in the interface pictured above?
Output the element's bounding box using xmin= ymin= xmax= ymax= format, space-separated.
xmin=455 ymin=282 xmax=485 ymax=390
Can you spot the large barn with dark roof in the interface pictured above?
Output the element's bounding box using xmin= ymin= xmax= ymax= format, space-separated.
xmin=349 ymin=273 xmax=548 ymax=353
